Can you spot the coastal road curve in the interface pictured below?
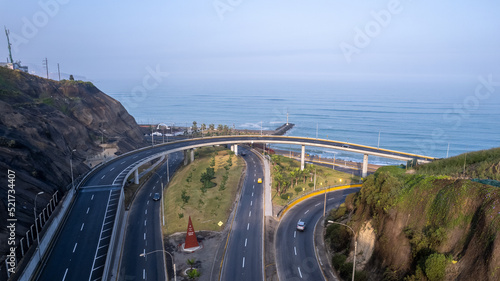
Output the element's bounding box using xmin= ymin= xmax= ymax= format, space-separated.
xmin=276 ymin=188 xmax=361 ymax=281
xmin=220 ymin=147 xmax=264 ymax=281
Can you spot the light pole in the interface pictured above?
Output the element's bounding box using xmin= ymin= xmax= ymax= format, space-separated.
xmin=70 ymin=149 xmax=76 ymax=190
xmin=34 ymin=191 xmax=44 ymax=260
xmin=140 ymin=250 xmax=176 ymax=281
xmin=327 ymin=220 xmax=357 ymax=281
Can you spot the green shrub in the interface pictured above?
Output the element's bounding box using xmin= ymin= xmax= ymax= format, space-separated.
xmin=424 ymin=253 xmax=447 ymax=281
xmin=308 ymin=183 xmax=314 ymax=188
xmin=280 ymin=193 xmax=293 ymax=200
xmin=339 ymin=262 xmax=353 ymax=280
xmin=294 ymin=187 xmax=303 ymax=194
xmin=331 ymin=254 xmax=346 ymax=268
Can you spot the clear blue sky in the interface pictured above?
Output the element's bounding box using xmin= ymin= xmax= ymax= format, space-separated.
xmin=1 ymin=0 xmax=499 ymax=90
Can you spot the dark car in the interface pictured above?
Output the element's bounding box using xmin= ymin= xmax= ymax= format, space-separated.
xmin=152 ymin=193 xmax=161 ymax=201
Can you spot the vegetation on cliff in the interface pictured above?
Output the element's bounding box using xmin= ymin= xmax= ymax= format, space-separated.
xmin=326 ymin=148 xmax=500 ymax=281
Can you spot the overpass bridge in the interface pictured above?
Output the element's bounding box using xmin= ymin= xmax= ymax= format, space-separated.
xmin=28 ymin=135 xmax=435 ymax=281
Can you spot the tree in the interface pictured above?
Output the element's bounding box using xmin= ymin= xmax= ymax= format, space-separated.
xmin=192 ymin=121 xmax=198 ymax=133
xmin=217 ymin=124 xmax=223 ymax=132
xmin=69 ymin=74 xmax=74 ymax=81
xmin=201 ymin=123 xmax=206 ymax=136
xmin=187 ymin=268 xmax=201 ymax=280
xmin=186 ymin=258 xmax=196 ymax=270
xmin=209 ymin=123 xmax=215 ymax=131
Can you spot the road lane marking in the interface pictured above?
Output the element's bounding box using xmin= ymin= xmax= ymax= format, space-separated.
xmin=315 ymin=203 xmax=321 ymax=207
xmin=249 ymin=211 xmax=252 ymax=217
xmin=110 ymin=167 xmax=115 ymax=171
xmin=149 ymin=193 xmax=152 ymax=196
xmin=145 ymin=209 xmax=147 ymax=215
xmin=298 ymin=267 xmax=303 ymax=278
xmin=245 ymin=238 xmax=247 ymax=247
xmin=144 ymin=220 xmax=147 ymax=226
xmin=247 ymin=223 xmax=250 ymax=230
xmin=144 ymin=233 xmax=146 ymax=240
xmin=86 ymin=207 xmax=90 ymax=214
xmin=73 ymin=243 xmax=77 ymax=253
xmin=254 ymin=179 xmax=255 ymax=182
xmin=304 ymin=210 xmax=309 ymax=214
xmin=242 ymin=257 xmax=245 ymax=268
xmin=81 ymin=223 xmax=84 ymax=231
xmin=147 ymin=200 xmax=149 ymax=205
xmin=294 ymin=231 xmax=296 ymax=238
xmin=121 ymin=161 xmax=126 ymax=164
xmin=91 ymin=194 xmax=94 ymax=200
xmin=317 ymin=247 xmax=323 ymax=265
xmin=62 ymin=268 xmax=68 ymax=281
xmin=101 ymin=175 xmax=106 ymax=180
xmin=328 ymin=198 xmax=335 ymax=201
xmin=253 ymin=185 xmax=254 ymax=189
xmin=252 ymin=192 xmax=254 ymax=197
xmin=294 ymin=246 xmax=297 ymax=255
xmin=143 ymin=269 xmax=146 ymax=279
xmin=153 ymin=186 xmax=156 ymax=190
xmin=250 ymin=201 xmax=253 ymax=206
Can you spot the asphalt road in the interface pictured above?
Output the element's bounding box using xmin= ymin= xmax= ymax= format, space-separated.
xmin=275 ymin=188 xmax=361 ymax=281
xmin=120 ymin=151 xmax=183 ymax=281
xmin=34 ymin=135 xmax=424 ymax=281
xmin=221 ymin=147 xmax=264 ymax=281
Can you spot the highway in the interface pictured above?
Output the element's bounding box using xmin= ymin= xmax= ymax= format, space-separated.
xmin=120 ymin=152 xmax=183 ymax=281
xmin=275 ymin=188 xmax=360 ymax=281
xmin=221 ymin=147 xmax=264 ymax=281
xmin=34 ymin=135 xmax=428 ymax=281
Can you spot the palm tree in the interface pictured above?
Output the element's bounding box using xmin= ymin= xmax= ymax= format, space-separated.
xmin=187 ymin=258 xmax=196 ymax=270
xmin=187 ymin=268 xmax=201 ymax=280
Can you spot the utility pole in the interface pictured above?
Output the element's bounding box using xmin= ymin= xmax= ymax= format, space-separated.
xmin=57 ymin=63 xmax=61 ymax=81
xmin=43 ymin=58 xmax=49 ymax=79
xmin=4 ymin=26 xmax=14 ymax=63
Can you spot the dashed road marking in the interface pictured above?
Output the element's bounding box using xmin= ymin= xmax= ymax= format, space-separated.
xmin=110 ymin=167 xmax=115 ymax=171
xmin=81 ymin=223 xmax=84 ymax=231
xmin=73 ymin=243 xmax=77 ymax=253
xmin=315 ymin=203 xmax=321 ymax=207
xmin=298 ymin=267 xmax=303 ymax=278
xmin=249 ymin=211 xmax=252 ymax=217
xmin=91 ymin=194 xmax=94 ymax=200
xmin=101 ymin=175 xmax=106 ymax=180
xmin=145 ymin=209 xmax=147 ymax=215
xmin=247 ymin=223 xmax=250 ymax=230
xmin=86 ymin=207 xmax=90 ymax=214
xmin=242 ymin=257 xmax=245 ymax=268
xmin=144 ymin=220 xmax=147 ymax=226
xmin=62 ymin=268 xmax=68 ymax=281
xmin=294 ymin=246 xmax=297 ymax=255
xmin=304 ymin=210 xmax=309 ymax=214
xmin=250 ymin=201 xmax=253 ymax=206
xmin=294 ymin=231 xmax=296 ymax=238
xmin=245 ymin=238 xmax=247 ymax=247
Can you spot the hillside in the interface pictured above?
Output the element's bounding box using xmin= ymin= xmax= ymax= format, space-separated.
xmin=326 ymin=148 xmax=500 ymax=281
xmin=0 ymin=68 xmax=146 ymax=262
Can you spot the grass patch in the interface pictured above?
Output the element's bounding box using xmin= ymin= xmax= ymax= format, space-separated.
xmin=270 ymin=154 xmax=360 ymax=206
xmin=163 ymin=146 xmax=244 ymax=234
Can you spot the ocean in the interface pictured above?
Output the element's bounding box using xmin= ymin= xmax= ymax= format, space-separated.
xmin=103 ymin=75 xmax=500 ymax=165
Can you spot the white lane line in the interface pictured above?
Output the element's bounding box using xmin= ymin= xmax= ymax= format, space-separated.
xmin=145 ymin=209 xmax=148 ymax=215
xmin=242 ymin=257 xmax=245 ymax=268
xmin=144 ymin=220 xmax=147 ymax=226
xmin=86 ymin=207 xmax=90 ymax=214
xmin=73 ymin=243 xmax=77 ymax=253
xmin=110 ymin=167 xmax=115 ymax=171
xmin=250 ymin=201 xmax=253 ymax=206
xmin=153 ymin=186 xmax=156 ymax=190
xmin=315 ymin=203 xmax=321 ymax=207
xmin=254 ymin=179 xmax=255 ymax=182
xmin=245 ymin=238 xmax=248 ymax=247
xmin=328 ymin=198 xmax=335 ymax=201
xmin=298 ymin=267 xmax=303 ymax=278
xmin=252 ymin=192 xmax=254 ymax=197
xmin=247 ymin=223 xmax=250 ymax=230
xmin=81 ymin=223 xmax=85 ymax=231
xmin=143 ymin=269 xmax=146 ymax=279
xmin=147 ymin=200 xmax=149 ymax=205
xmin=62 ymin=268 xmax=68 ymax=281
xmin=249 ymin=211 xmax=252 ymax=217
xmin=253 ymin=185 xmax=254 ymax=189
xmin=294 ymin=231 xmax=296 ymax=238
xmin=156 ymin=180 xmax=159 ymax=184
xmin=101 ymin=175 xmax=106 ymax=180
xmin=91 ymin=194 xmax=94 ymax=200
xmin=144 ymin=233 xmax=146 ymax=240
xmin=304 ymin=210 xmax=309 ymax=214
xmin=121 ymin=161 xmax=126 ymax=164
xmin=294 ymin=246 xmax=297 ymax=255
xmin=254 ymin=173 xmax=256 ymax=177
xmin=149 ymin=193 xmax=152 ymax=196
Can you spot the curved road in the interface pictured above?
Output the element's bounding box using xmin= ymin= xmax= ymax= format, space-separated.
xmin=221 ymin=147 xmax=264 ymax=281
xmin=276 ymin=188 xmax=361 ymax=281
xmin=35 ymin=135 xmax=427 ymax=281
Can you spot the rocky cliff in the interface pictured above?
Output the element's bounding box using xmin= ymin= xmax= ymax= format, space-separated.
xmin=0 ymin=67 xmax=146 ymax=261
xmin=326 ymin=148 xmax=500 ymax=281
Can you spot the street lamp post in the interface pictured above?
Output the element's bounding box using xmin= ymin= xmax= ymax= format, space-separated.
xmin=70 ymin=149 xmax=76 ymax=190
xmin=34 ymin=191 xmax=44 ymax=260
xmin=328 ymin=220 xmax=357 ymax=281
xmin=140 ymin=250 xmax=176 ymax=281
xmin=152 ymin=171 xmax=165 ymax=226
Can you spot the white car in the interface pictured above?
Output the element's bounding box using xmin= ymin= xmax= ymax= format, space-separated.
xmin=297 ymin=220 xmax=306 ymax=231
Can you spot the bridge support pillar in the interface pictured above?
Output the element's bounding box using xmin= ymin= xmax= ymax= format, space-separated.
xmin=184 ymin=150 xmax=189 ymax=166
xmin=300 ymin=145 xmax=305 ymax=171
xmin=234 ymin=145 xmax=238 ymax=155
xmin=362 ymin=154 xmax=369 ymax=178
xmin=134 ymin=169 xmax=139 ymax=185
xmin=190 ymin=148 xmax=195 ymax=163
xmin=230 ymin=145 xmax=234 ymax=152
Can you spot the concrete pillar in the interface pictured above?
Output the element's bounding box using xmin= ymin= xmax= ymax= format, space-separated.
xmin=300 ymin=145 xmax=305 ymax=171
xmin=230 ymin=145 xmax=234 ymax=152
xmin=362 ymin=154 xmax=369 ymax=178
xmin=234 ymin=145 xmax=238 ymax=155
xmin=190 ymin=148 xmax=195 ymax=163
xmin=184 ymin=150 xmax=189 ymax=166
xmin=134 ymin=169 xmax=139 ymax=185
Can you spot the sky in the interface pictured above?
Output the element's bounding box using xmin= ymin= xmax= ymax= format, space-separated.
xmin=1 ymin=0 xmax=500 ymax=91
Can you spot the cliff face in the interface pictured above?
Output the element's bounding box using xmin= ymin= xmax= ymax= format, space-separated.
xmin=328 ymin=149 xmax=500 ymax=281
xmin=0 ymin=67 xmax=146 ymax=259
